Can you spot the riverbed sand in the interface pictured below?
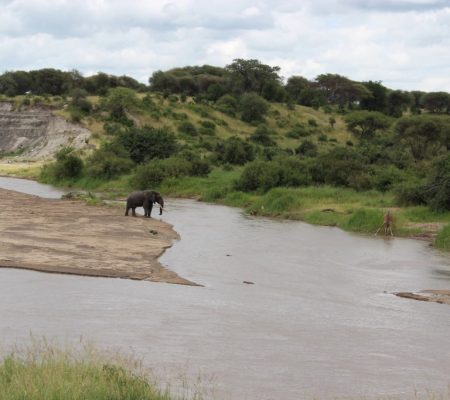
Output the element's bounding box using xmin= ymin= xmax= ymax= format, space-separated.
xmin=0 ymin=188 xmax=195 ymax=285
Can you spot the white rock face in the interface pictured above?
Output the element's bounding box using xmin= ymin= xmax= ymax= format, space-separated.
xmin=0 ymin=102 xmax=91 ymax=160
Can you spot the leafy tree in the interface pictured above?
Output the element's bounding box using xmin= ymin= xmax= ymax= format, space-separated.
xmin=421 ymin=92 xmax=450 ymax=114
xmin=395 ymin=115 xmax=450 ymax=160
xmin=226 ymin=59 xmax=281 ymax=95
xmin=423 ymin=155 xmax=450 ymax=211
xmin=386 ymin=90 xmax=412 ymax=117
xmin=296 ymin=140 xmax=318 ymax=157
xmin=345 ymin=111 xmax=392 ymax=139
xmin=52 ymin=147 xmax=84 ymax=179
xmin=105 ymin=87 xmax=139 ymax=121
xmin=360 ymin=81 xmax=388 ymax=112
xmin=315 ymin=73 xmax=371 ymax=107
xmin=117 ymin=126 xmax=177 ymax=164
xmin=240 ymin=93 xmax=269 ymax=123
xmin=285 ymin=76 xmax=310 ymax=103
xmin=29 ymin=68 xmax=68 ymax=95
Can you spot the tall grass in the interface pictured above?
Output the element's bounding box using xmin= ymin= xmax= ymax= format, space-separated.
xmin=434 ymin=224 xmax=450 ymax=251
xmin=0 ymin=342 xmax=171 ymax=400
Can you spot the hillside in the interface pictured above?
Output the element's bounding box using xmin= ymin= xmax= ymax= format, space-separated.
xmin=0 ymin=65 xmax=449 ymax=250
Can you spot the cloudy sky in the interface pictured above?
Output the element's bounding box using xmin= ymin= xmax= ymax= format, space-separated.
xmin=0 ymin=0 xmax=449 ymax=91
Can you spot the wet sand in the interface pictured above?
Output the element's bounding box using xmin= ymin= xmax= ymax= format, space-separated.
xmin=0 ymin=188 xmax=195 ymax=285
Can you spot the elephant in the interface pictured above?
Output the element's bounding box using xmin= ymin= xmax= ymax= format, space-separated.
xmin=125 ymin=190 xmax=164 ymax=218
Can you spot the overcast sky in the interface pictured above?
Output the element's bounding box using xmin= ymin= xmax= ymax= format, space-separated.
xmin=0 ymin=0 xmax=449 ymax=91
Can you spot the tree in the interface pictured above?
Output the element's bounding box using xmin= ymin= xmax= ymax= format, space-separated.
xmin=226 ymin=59 xmax=281 ymax=95
xmin=315 ymin=73 xmax=371 ymax=107
xmin=345 ymin=111 xmax=392 ymax=139
xmin=239 ymin=93 xmax=269 ymax=123
xmin=386 ymin=90 xmax=412 ymax=117
xmin=285 ymin=76 xmax=310 ymax=103
xmin=360 ymin=81 xmax=388 ymax=112
xmin=215 ymin=137 xmax=254 ymax=165
xmin=105 ymin=87 xmax=139 ymax=121
xmin=421 ymin=92 xmax=450 ymax=114
xmin=395 ymin=115 xmax=450 ymax=160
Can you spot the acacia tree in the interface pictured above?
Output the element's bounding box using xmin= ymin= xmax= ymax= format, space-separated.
xmin=395 ymin=115 xmax=450 ymax=160
xmin=421 ymin=92 xmax=450 ymax=114
xmin=345 ymin=111 xmax=392 ymax=139
xmin=226 ymin=59 xmax=282 ymax=96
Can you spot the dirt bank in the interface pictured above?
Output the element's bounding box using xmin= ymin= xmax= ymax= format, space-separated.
xmin=0 ymin=188 xmax=196 ymax=285
xmin=395 ymin=290 xmax=450 ymax=305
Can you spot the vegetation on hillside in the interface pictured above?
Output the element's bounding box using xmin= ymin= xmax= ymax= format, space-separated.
xmin=1 ymin=59 xmax=450 ymax=248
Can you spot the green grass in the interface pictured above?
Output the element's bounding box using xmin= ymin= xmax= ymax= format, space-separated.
xmin=0 ymin=343 xmax=171 ymax=400
xmin=434 ymin=224 xmax=450 ymax=250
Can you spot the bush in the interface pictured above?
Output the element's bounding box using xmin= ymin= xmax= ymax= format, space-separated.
xmin=41 ymin=147 xmax=84 ymax=181
xmin=86 ymin=143 xmax=134 ymax=179
xmin=236 ymin=160 xmax=280 ymax=192
xmin=117 ymin=126 xmax=177 ymax=164
xmin=250 ymin=124 xmax=276 ymax=146
xmin=371 ymin=165 xmax=406 ymax=192
xmin=215 ymin=137 xmax=255 ymax=165
xmin=395 ymin=180 xmax=426 ymax=206
xmin=177 ymin=121 xmax=197 ymax=136
xmin=216 ymin=94 xmax=238 ymax=116
xmin=240 ymin=93 xmax=269 ymax=123
xmin=308 ymin=118 xmax=318 ymax=127
xmin=434 ymin=224 xmax=450 ymax=251
xmin=296 ymin=140 xmax=318 ymax=157
xmin=286 ymin=124 xmax=310 ymax=139
xmin=132 ymin=161 xmax=167 ymax=189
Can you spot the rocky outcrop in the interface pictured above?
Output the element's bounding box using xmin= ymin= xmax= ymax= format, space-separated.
xmin=0 ymin=102 xmax=91 ymax=160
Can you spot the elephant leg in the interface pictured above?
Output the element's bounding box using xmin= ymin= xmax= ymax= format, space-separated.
xmin=147 ymin=203 xmax=153 ymax=218
xmin=132 ymin=207 xmax=137 ymax=217
xmin=125 ymin=206 xmax=130 ymax=216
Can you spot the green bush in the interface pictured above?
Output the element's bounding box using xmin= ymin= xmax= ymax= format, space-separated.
xmin=236 ymin=160 xmax=280 ymax=192
xmin=177 ymin=121 xmax=197 ymax=136
xmin=215 ymin=137 xmax=255 ymax=165
xmin=117 ymin=126 xmax=177 ymax=164
xmin=240 ymin=93 xmax=269 ymax=123
xmin=286 ymin=124 xmax=310 ymax=139
xmin=250 ymin=124 xmax=276 ymax=146
xmin=216 ymin=94 xmax=238 ymax=116
xmin=86 ymin=144 xmax=134 ymax=179
xmin=371 ymin=165 xmax=406 ymax=192
xmin=296 ymin=140 xmax=318 ymax=157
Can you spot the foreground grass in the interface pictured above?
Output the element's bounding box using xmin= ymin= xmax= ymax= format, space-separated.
xmin=0 ymin=343 xmax=171 ymax=400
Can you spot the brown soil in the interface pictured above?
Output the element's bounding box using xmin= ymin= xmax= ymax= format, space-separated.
xmin=0 ymin=188 xmax=197 ymax=285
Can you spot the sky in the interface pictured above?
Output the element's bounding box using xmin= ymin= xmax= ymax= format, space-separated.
xmin=0 ymin=0 xmax=449 ymax=91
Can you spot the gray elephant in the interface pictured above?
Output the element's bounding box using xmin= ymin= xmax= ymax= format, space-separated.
xmin=125 ymin=190 xmax=164 ymax=218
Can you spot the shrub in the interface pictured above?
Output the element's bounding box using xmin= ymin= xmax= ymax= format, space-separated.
xmin=434 ymin=224 xmax=450 ymax=251
xmin=318 ymin=134 xmax=328 ymax=142
xmin=86 ymin=143 xmax=134 ymax=179
xmin=371 ymin=165 xmax=406 ymax=192
xmin=286 ymin=124 xmax=310 ymax=139
xmin=216 ymin=94 xmax=238 ymax=116
xmin=308 ymin=118 xmax=318 ymax=127
xmin=236 ymin=160 xmax=280 ymax=192
xmin=117 ymin=126 xmax=177 ymax=164
xmin=41 ymin=147 xmax=84 ymax=181
xmin=200 ymin=120 xmax=216 ymax=130
xmin=178 ymin=121 xmax=197 ymax=136
xmin=240 ymin=93 xmax=269 ymax=123
xmin=296 ymin=140 xmax=318 ymax=157
xmin=395 ymin=180 xmax=426 ymax=206
xmin=250 ymin=124 xmax=276 ymax=146
xmin=132 ymin=161 xmax=167 ymax=189
xmin=215 ymin=137 xmax=254 ymax=165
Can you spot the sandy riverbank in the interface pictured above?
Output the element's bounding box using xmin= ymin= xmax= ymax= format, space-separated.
xmin=0 ymin=188 xmax=196 ymax=285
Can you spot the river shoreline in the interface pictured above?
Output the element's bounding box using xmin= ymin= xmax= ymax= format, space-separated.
xmin=0 ymin=187 xmax=196 ymax=285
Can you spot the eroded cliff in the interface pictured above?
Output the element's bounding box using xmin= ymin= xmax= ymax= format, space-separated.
xmin=0 ymin=102 xmax=91 ymax=160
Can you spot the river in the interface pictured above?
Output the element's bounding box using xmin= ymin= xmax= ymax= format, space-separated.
xmin=0 ymin=176 xmax=450 ymax=399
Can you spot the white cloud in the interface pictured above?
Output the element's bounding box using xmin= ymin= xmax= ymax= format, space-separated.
xmin=0 ymin=0 xmax=448 ymax=91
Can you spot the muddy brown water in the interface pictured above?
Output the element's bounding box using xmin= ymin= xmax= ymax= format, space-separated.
xmin=1 ymin=177 xmax=450 ymax=399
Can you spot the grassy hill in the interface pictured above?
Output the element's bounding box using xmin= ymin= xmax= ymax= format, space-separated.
xmin=0 ymin=89 xmax=449 ymax=250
